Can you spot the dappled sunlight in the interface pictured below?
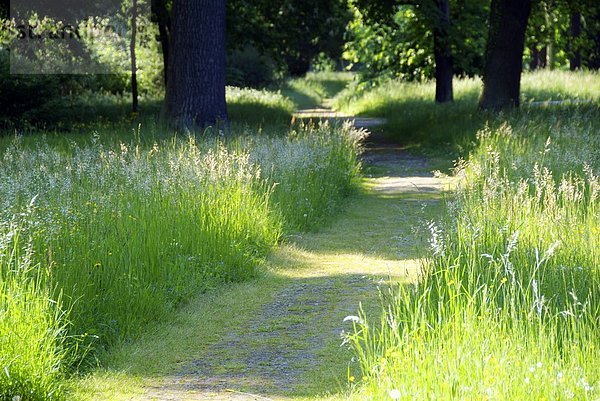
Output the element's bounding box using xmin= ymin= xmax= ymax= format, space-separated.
xmin=271 ymin=244 xmax=423 ymax=283
xmin=365 ymin=175 xmax=456 ymax=195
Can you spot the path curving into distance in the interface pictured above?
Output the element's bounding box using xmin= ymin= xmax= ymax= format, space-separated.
xmin=137 ymin=133 xmax=454 ymax=401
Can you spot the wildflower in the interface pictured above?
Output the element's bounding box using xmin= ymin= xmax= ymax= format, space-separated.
xmin=389 ymin=389 xmax=402 ymax=400
xmin=525 ymin=377 xmax=530 ymax=384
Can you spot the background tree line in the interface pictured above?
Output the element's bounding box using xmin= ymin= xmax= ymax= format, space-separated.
xmin=1 ymin=0 xmax=599 ymax=128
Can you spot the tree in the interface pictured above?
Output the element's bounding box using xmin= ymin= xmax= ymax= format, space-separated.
xmin=166 ymin=0 xmax=227 ymax=129
xmin=432 ymin=0 xmax=453 ymax=102
xmin=346 ymin=0 xmax=488 ymax=103
xmin=570 ymin=11 xmax=581 ymax=70
xmin=151 ymin=0 xmax=170 ymax=86
xmin=479 ymin=0 xmax=532 ymax=111
xmin=130 ymin=0 xmax=139 ymax=113
xmin=227 ymin=0 xmax=351 ymax=77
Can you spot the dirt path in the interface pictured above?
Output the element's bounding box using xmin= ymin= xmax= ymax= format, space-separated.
xmin=137 ymin=138 xmax=453 ymax=401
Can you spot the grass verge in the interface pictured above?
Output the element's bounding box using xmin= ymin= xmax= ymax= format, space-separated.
xmin=0 ymin=122 xmax=363 ymax=400
xmin=345 ymin=97 xmax=600 ymax=400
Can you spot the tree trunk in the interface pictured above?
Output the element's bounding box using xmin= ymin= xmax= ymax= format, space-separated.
xmin=479 ymin=0 xmax=532 ymax=111
xmin=433 ymin=0 xmax=453 ymax=103
xmin=539 ymin=46 xmax=547 ymax=69
xmin=151 ymin=0 xmax=170 ymax=87
xmin=166 ymin=0 xmax=228 ymax=129
xmin=544 ymin=4 xmax=555 ymax=70
xmin=569 ymin=12 xmax=581 ymax=70
xmin=529 ymin=46 xmax=539 ymax=70
xmin=130 ymin=0 xmax=138 ymax=114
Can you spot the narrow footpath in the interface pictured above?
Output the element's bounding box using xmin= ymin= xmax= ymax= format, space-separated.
xmin=75 ymin=109 xmax=453 ymax=401
xmin=139 ymin=139 xmax=453 ymax=400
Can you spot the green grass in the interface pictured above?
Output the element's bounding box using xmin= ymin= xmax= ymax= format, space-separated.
xmin=335 ymin=70 xmax=600 ymax=152
xmin=0 ymin=223 xmax=67 ymax=401
xmin=227 ymin=86 xmax=295 ymax=127
xmin=282 ymin=71 xmax=354 ymax=109
xmin=345 ymin=87 xmax=600 ymax=400
xmin=0 ymin=121 xmax=362 ymax=400
xmin=69 ymin=147 xmax=449 ymax=401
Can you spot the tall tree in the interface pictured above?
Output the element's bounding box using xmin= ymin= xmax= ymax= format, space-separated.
xmin=166 ymin=0 xmax=227 ymax=128
xmin=479 ymin=0 xmax=532 ymax=111
xmin=432 ymin=0 xmax=453 ymax=102
xmin=350 ymin=0 xmax=463 ymax=103
xmin=130 ymin=0 xmax=139 ymax=113
xmin=151 ymin=0 xmax=170 ymax=87
xmin=569 ymin=11 xmax=581 ymax=70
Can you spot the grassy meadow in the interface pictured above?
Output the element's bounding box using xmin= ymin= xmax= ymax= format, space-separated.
xmin=343 ymin=72 xmax=600 ymax=400
xmin=1 ymin=69 xmax=598 ymax=401
xmin=0 ymin=74 xmax=363 ymax=400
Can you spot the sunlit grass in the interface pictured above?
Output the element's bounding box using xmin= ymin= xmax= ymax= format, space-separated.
xmin=345 ymin=97 xmax=600 ymax=399
xmin=335 ymin=70 xmax=600 ymax=149
xmin=0 ymin=122 xmax=362 ymax=400
xmin=282 ymin=71 xmax=354 ymax=109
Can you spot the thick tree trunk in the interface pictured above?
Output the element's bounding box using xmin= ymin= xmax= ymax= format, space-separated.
xmin=570 ymin=12 xmax=581 ymax=70
xmin=433 ymin=0 xmax=453 ymax=103
xmin=166 ymin=0 xmax=228 ymax=129
xmin=479 ymin=0 xmax=532 ymax=111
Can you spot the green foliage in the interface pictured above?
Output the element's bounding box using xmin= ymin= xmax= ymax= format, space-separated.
xmin=226 ymin=46 xmax=284 ymax=88
xmin=525 ymin=0 xmax=600 ymax=70
xmin=344 ymin=0 xmax=488 ymax=85
xmin=227 ymin=0 xmax=351 ymax=76
xmin=345 ymin=88 xmax=600 ymax=400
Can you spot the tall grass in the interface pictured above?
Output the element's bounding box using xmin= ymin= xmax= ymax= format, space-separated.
xmin=0 ymin=123 xmax=363 ymax=399
xmin=227 ymin=86 xmax=295 ymax=126
xmin=0 ymin=219 xmax=67 ymax=401
xmin=345 ymin=103 xmax=599 ymax=399
xmin=335 ymin=70 xmax=600 ymax=148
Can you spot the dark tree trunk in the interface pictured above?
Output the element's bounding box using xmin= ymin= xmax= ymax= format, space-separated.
xmin=151 ymin=0 xmax=170 ymax=87
xmin=130 ymin=0 xmax=138 ymax=113
xmin=433 ymin=0 xmax=453 ymax=103
xmin=479 ymin=0 xmax=532 ymax=111
xmin=570 ymin=12 xmax=581 ymax=70
xmin=529 ymin=46 xmax=539 ymax=70
xmin=539 ymin=46 xmax=547 ymax=69
xmin=166 ymin=0 xmax=228 ymax=129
